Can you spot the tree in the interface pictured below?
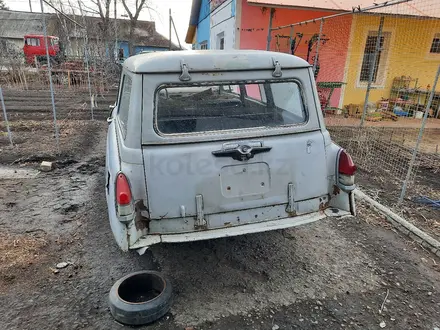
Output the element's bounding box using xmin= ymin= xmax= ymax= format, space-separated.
xmin=49 ymin=0 xmax=115 ymax=58
xmin=0 ymin=0 xmax=9 ymax=10
xmin=78 ymin=0 xmax=113 ymax=56
xmin=81 ymin=0 xmax=112 ymax=37
xmin=121 ymin=0 xmax=153 ymax=56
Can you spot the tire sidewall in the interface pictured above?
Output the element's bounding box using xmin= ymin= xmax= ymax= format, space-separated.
xmin=109 ymin=271 xmax=172 ymax=325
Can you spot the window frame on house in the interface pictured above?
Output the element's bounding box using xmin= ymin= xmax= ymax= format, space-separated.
xmin=358 ymin=31 xmax=391 ymax=86
xmin=217 ymin=32 xmax=225 ymax=50
xmin=430 ymin=33 xmax=440 ymax=54
xmin=200 ymin=41 xmax=208 ymax=50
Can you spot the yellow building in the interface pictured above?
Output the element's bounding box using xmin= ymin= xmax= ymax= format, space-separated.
xmin=340 ymin=13 xmax=440 ymax=114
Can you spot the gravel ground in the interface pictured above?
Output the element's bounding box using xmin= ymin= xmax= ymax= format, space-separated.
xmin=0 ymin=122 xmax=439 ymax=330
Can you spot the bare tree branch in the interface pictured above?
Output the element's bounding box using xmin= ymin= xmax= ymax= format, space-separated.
xmin=121 ymin=0 xmax=153 ymax=55
xmin=77 ymin=0 xmax=100 ymax=15
xmin=0 ymin=0 xmax=9 ymax=10
xmin=120 ymin=0 xmax=134 ymax=20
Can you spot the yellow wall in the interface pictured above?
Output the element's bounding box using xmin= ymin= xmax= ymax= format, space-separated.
xmin=342 ymin=14 xmax=440 ymax=107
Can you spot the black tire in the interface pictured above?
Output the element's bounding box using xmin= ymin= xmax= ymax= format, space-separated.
xmin=109 ymin=271 xmax=172 ymax=325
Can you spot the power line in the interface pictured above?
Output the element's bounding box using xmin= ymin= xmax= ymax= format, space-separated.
xmin=41 ymin=0 xmax=85 ymax=28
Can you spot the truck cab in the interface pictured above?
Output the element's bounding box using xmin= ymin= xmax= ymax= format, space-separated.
xmin=23 ymin=35 xmax=61 ymax=65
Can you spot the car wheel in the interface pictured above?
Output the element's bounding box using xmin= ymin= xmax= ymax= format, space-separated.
xmin=109 ymin=271 xmax=172 ymax=325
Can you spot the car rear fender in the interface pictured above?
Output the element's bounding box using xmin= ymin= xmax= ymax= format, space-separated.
xmin=323 ymin=130 xmax=355 ymax=216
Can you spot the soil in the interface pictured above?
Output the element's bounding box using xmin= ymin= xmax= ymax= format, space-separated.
xmin=329 ymin=125 xmax=440 ymax=242
xmin=0 ymin=120 xmax=439 ymax=330
xmin=356 ymin=167 xmax=440 ymax=242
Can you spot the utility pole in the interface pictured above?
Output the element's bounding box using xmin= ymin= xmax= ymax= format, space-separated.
xmin=114 ymin=0 xmax=118 ymax=60
xmin=29 ymin=0 xmax=33 ymax=12
xmin=171 ymin=14 xmax=182 ymax=50
xmin=169 ymin=8 xmax=172 ymax=50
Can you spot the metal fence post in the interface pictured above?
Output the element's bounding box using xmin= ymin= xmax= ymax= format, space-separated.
xmin=398 ymin=65 xmax=440 ymax=204
xmin=0 ymin=88 xmax=13 ymax=146
xmin=289 ymin=26 xmax=294 ymax=54
xmin=266 ymin=8 xmax=275 ymax=51
xmin=360 ymin=16 xmax=385 ymax=127
xmin=84 ymin=35 xmax=94 ymax=120
xmin=77 ymin=0 xmax=94 ymax=120
xmin=313 ymin=18 xmax=324 ymax=75
xmin=40 ymin=0 xmax=60 ymax=152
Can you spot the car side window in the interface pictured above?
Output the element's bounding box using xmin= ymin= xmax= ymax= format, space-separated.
xmin=118 ymin=74 xmax=132 ymax=139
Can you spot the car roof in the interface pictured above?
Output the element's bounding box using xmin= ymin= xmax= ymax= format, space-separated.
xmin=123 ymin=50 xmax=310 ymax=74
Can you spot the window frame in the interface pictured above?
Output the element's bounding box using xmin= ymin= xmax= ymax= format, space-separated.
xmin=430 ymin=33 xmax=440 ymax=54
xmin=357 ymin=29 xmax=392 ymax=88
xmin=216 ymin=32 xmax=225 ymax=50
xmin=359 ymin=34 xmax=384 ymax=83
xmin=200 ymin=41 xmax=208 ymax=50
xmin=153 ymin=79 xmax=309 ymax=138
xmin=27 ymin=38 xmax=40 ymax=46
xmin=116 ymin=74 xmax=133 ymax=140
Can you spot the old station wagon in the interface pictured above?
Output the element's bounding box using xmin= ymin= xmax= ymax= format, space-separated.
xmin=105 ymin=50 xmax=356 ymax=253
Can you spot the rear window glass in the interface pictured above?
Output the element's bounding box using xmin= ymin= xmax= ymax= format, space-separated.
xmin=155 ymin=81 xmax=306 ymax=135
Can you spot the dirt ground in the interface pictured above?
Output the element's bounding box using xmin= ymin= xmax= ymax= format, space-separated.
xmin=328 ymin=126 xmax=440 ymax=242
xmin=0 ymin=121 xmax=439 ymax=330
xmin=356 ymin=164 xmax=440 ymax=243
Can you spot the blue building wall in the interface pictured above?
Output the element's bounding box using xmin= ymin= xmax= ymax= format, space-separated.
xmin=196 ymin=0 xmax=211 ymax=49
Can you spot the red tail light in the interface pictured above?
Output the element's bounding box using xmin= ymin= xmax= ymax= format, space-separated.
xmin=116 ymin=173 xmax=132 ymax=205
xmin=338 ymin=150 xmax=357 ymax=176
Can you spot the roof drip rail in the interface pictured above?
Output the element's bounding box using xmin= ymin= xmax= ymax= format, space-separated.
xmin=179 ymin=60 xmax=191 ymax=81
xmin=272 ymin=58 xmax=282 ymax=78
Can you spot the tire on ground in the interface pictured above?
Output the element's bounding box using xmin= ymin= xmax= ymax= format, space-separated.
xmin=109 ymin=270 xmax=172 ymax=325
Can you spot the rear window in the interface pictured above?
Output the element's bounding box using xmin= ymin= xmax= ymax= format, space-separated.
xmin=155 ymin=81 xmax=306 ymax=135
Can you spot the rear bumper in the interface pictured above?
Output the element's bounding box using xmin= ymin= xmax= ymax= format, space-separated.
xmin=130 ymin=208 xmax=352 ymax=250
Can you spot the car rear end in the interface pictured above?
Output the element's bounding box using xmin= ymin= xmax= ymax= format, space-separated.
xmin=112 ymin=51 xmax=356 ymax=250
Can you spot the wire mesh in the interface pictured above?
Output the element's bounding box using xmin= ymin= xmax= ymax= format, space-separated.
xmin=267 ymin=0 xmax=440 ymax=235
xmin=0 ymin=7 xmax=120 ymax=159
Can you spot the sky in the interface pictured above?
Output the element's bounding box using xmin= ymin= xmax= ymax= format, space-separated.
xmin=4 ymin=0 xmax=193 ymax=48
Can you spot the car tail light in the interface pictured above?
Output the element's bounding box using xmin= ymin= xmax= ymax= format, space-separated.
xmin=339 ymin=150 xmax=356 ymax=176
xmin=116 ymin=173 xmax=134 ymax=220
xmin=116 ymin=173 xmax=132 ymax=205
xmin=338 ymin=149 xmax=356 ymax=187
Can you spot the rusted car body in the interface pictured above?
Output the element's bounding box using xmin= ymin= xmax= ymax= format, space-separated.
xmin=105 ymin=50 xmax=356 ymax=252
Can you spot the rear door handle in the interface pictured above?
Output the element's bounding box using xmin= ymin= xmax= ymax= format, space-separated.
xmin=212 ymin=145 xmax=272 ymax=161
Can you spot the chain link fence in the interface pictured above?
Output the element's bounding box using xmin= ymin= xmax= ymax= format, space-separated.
xmin=267 ymin=0 xmax=440 ymax=238
xmin=0 ymin=9 xmax=119 ymax=163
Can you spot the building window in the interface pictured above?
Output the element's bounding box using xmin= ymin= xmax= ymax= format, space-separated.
xmin=217 ymin=32 xmax=225 ymax=50
xmin=359 ymin=31 xmax=390 ymax=83
xmin=200 ymin=41 xmax=208 ymax=50
xmin=430 ymin=33 xmax=440 ymax=53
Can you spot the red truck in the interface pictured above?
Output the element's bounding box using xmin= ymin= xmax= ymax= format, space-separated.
xmin=23 ymin=34 xmax=63 ymax=65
